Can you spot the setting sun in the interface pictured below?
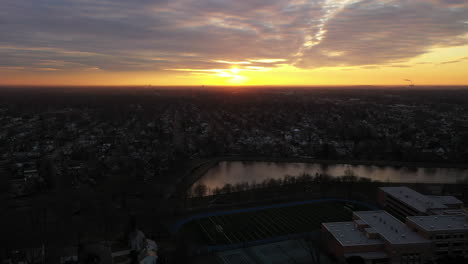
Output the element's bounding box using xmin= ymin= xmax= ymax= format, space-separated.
xmin=231 ymin=67 xmax=240 ymax=74
xmin=1 ymin=0 xmax=467 ymax=86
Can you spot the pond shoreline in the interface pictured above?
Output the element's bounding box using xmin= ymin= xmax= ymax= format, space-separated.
xmin=183 ymin=156 xmax=468 ymax=191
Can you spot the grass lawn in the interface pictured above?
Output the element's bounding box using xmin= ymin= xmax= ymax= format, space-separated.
xmin=180 ymin=201 xmax=371 ymax=246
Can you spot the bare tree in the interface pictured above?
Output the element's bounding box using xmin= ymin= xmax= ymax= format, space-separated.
xmin=193 ymin=184 xmax=207 ymax=197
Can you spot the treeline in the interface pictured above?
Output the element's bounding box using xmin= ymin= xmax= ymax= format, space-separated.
xmin=189 ymin=170 xmax=380 ymax=197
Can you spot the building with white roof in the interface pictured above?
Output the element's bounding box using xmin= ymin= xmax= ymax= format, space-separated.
xmin=353 ymin=211 xmax=428 ymax=245
xmin=426 ymin=195 xmax=464 ymax=209
xmin=377 ymin=187 xmax=463 ymax=219
xmin=322 ymin=210 xmax=431 ymax=263
xmin=406 ymin=214 xmax=468 ymax=259
xmin=323 ymin=211 xmax=468 ymax=263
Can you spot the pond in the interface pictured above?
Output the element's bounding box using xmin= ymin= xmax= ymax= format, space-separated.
xmin=192 ymin=161 xmax=468 ymax=193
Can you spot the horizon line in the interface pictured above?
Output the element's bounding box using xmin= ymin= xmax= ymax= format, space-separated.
xmin=1 ymin=84 xmax=468 ymax=88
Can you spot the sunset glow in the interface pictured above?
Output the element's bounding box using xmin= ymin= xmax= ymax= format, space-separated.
xmin=1 ymin=0 xmax=468 ymax=86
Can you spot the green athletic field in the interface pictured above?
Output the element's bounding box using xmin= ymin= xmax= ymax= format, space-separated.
xmin=180 ymin=201 xmax=371 ymax=246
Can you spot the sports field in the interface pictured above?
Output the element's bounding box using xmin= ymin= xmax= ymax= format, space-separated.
xmin=180 ymin=201 xmax=371 ymax=246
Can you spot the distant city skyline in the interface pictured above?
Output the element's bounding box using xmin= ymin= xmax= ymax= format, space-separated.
xmin=1 ymin=0 xmax=468 ymax=86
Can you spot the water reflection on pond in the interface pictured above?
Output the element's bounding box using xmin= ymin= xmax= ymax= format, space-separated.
xmin=193 ymin=161 xmax=468 ymax=193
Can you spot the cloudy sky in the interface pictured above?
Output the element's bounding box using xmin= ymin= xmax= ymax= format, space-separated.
xmin=1 ymin=0 xmax=468 ymax=85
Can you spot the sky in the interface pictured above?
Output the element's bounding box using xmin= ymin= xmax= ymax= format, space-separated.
xmin=1 ymin=0 xmax=468 ymax=86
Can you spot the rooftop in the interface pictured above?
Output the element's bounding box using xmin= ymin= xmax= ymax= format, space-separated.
xmin=353 ymin=211 xmax=429 ymax=245
xmin=407 ymin=215 xmax=468 ymax=232
xmin=380 ymin=186 xmax=447 ymax=213
xmin=322 ymin=222 xmax=383 ymax=246
xmin=427 ymin=195 xmax=463 ymax=206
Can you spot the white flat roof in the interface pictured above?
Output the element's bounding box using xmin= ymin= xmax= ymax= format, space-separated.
xmin=380 ymin=186 xmax=447 ymax=213
xmin=407 ymin=215 xmax=468 ymax=232
xmin=353 ymin=211 xmax=430 ymax=245
xmin=427 ymin=195 xmax=463 ymax=206
xmin=322 ymin=222 xmax=383 ymax=246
